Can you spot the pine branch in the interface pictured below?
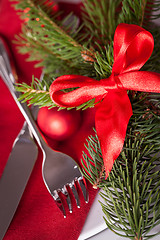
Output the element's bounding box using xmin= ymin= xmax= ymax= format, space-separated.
xmin=11 ymin=0 xmax=97 ymax=77
xmin=16 ymin=77 xmax=56 ymax=108
xmin=81 ymin=129 xmax=160 ymax=239
xmin=117 ymin=0 xmax=152 ymax=26
xmin=81 ymin=88 xmax=160 ymax=239
xmin=94 ymin=43 xmax=113 ymax=78
xmin=130 ymin=91 xmax=160 ymax=151
xmin=81 ymin=0 xmax=122 ymax=46
xmin=13 ymin=0 xmax=82 ymax=49
xmin=81 ymin=132 xmax=106 ymax=188
xmin=101 ymin=138 xmax=160 ymax=240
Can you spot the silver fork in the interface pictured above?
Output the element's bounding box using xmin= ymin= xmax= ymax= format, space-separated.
xmin=0 ymin=40 xmax=89 ymax=217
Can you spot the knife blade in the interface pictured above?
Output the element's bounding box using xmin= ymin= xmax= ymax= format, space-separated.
xmin=0 ymin=121 xmax=38 ymax=240
xmin=0 ymin=38 xmax=39 ymax=239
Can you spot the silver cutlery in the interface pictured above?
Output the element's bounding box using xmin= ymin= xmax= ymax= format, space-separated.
xmin=0 ymin=121 xmax=38 ymax=240
xmin=0 ymin=39 xmax=39 ymax=239
xmin=0 ymin=39 xmax=89 ymax=218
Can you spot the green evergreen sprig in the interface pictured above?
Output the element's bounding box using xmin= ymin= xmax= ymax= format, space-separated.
xmin=101 ymin=139 xmax=160 ymax=240
xmin=81 ymin=88 xmax=160 ymax=239
xmin=16 ymin=76 xmax=56 ymax=108
xmin=94 ymin=43 xmax=113 ymax=78
xmin=11 ymin=0 xmax=97 ymax=77
xmin=81 ymin=0 xmax=122 ymax=46
xmin=81 ymin=131 xmax=106 ymax=189
xmin=118 ymin=0 xmax=148 ymax=26
xmin=81 ymin=123 xmax=160 ymax=240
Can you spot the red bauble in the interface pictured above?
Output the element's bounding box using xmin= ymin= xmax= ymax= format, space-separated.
xmin=37 ymin=107 xmax=81 ymax=141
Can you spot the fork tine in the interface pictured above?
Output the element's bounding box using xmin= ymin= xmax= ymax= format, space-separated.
xmin=69 ymin=180 xmax=80 ymax=208
xmin=52 ymin=190 xmax=67 ymax=218
xmin=62 ymin=185 xmax=72 ymax=213
xmin=78 ymin=177 xmax=89 ymax=203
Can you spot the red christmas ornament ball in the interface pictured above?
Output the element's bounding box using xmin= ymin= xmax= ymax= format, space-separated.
xmin=37 ymin=107 xmax=81 ymax=141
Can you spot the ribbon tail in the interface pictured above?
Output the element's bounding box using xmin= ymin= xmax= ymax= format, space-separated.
xmin=95 ymin=91 xmax=133 ymax=179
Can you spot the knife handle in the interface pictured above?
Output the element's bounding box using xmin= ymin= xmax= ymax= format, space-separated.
xmin=0 ymin=40 xmax=46 ymax=150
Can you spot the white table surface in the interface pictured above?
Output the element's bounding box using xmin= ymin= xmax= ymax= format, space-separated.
xmin=87 ymin=226 xmax=160 ymax=240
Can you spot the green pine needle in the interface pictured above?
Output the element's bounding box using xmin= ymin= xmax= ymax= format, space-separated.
xmin=81 ymin=130 xmax=160 ymax=239
xmin=15 ymin=76 xmax=56 ymax=108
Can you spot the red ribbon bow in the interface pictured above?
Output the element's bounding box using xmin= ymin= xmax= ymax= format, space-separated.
xmin=49 ymin=23 xmax=160 ymax=178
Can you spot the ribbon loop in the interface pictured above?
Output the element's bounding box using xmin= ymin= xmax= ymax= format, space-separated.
xmin=50 ymin=75 xmax=107 ymax=107
xmin=49 ymin=23 xmax=160 ymax=179
xmin=112 ymin=23 xmax=154 ymax=75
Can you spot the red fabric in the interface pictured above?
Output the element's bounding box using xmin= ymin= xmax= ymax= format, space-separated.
xmin=0 ymin=1 xmax=97 ymax=239
xmin=49 ymin=23 xmax=160 ymax=179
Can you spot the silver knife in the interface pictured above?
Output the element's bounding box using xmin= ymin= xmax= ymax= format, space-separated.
xmin=0 ymin=122 xmax=38 ymax=240
xmin=0 ymin=39 xmax=38 ymax=239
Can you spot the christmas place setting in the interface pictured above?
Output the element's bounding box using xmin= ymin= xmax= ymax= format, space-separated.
xmin=0 ymin=0 xmax=160 ymax=239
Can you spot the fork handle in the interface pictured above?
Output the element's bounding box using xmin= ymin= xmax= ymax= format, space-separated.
xmin=0 ymin=48 xmax=46 ymax=150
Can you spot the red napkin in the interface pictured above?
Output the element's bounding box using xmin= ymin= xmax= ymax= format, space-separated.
xmin=0 ymin=1 xmax=97 ymax=239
